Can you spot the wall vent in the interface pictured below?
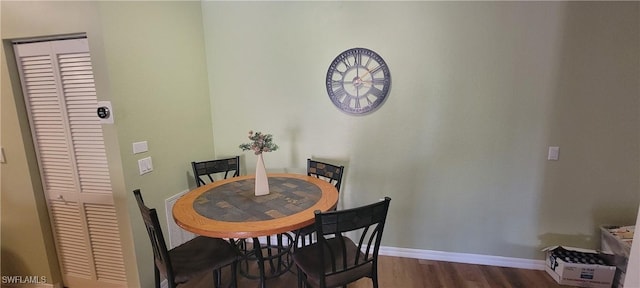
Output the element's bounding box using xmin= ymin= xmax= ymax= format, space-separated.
xmin=165 ymin=190 xmax=195 ymax=249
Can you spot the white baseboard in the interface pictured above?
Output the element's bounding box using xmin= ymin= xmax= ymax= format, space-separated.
xmin=378 ymin=246 xmax=546 ymax=270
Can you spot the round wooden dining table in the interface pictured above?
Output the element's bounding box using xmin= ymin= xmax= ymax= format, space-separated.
xmin=172 ymin=173 xmax=339 ymax=287
xmin=173 ymin=173 xmax=338 ymax=238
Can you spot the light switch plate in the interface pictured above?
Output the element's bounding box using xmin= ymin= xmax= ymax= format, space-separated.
xmin=138 ymin=156 xmax=153 ymax=175
xmin=133 ymin=141 xmax=148 ymax=154
xmin=548 ymin=146 xmax=559 ymax=161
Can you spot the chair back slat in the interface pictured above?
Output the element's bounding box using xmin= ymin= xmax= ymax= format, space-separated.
xmin=192 ymin=156 xmax=240 ymax=187
xmin=356 ymin=225 xmax=371 ymax=262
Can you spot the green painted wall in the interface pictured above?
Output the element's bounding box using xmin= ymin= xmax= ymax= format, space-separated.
xmin=98 ymin=2 xmax=213 ymax=287
xmin=1 ymin=1 xmax=213 ymax=287
xmin=203 ymin=1 xmax=640 ymax=259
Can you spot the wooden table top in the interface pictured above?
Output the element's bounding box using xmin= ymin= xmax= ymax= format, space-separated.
xmin=172 ymin=173 xmax=339 ymax=238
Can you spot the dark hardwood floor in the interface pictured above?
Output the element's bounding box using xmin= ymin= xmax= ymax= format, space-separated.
xmin=183 ymin=255 xmax=573 ymax=288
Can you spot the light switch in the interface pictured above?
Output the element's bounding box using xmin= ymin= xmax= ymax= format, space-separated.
xmin=548 ymin=146 xmax=559 ymax=161
xmin=133 ymin=141 xmax=148 ymax=154
xmin=138 ymin=156 xmax=153 ymax=175
xmin=145 ymin=157 xmax=153 ymax=172
xmin=0 ymin=147 xmax=5 ymax=163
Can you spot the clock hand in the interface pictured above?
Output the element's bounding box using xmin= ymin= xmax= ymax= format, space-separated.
xmin=359 ymin=69 xmax=371 ymax=79
xmin=359 ymin=64 xmax=383 ymax=80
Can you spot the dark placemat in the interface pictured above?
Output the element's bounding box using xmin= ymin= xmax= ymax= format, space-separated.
xmin=193 ymin=177 xmax=322 ymax=222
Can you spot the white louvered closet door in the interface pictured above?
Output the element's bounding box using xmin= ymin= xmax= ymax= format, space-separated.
xmin=14 ymin=38 xmax=127 ymax=288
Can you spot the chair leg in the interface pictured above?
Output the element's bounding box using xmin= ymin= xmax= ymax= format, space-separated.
xmin=213 ymin=269 xmax=220 ymax=288
xmin=154 ymin=266 xmax=161 ymax=288
xmin=252 ymin=237 xmax=267 ymax=288
xmin=230 ymin=261 xmax=238 ymax=288
xmin=297 ymin=266 xmax=304 ymax=288
xmin=372 ymin=265 xmax=379 ymax=288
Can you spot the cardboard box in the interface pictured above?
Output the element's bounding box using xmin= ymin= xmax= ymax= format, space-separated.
xmin=600 ymin=225 xmax=634 ymax=288
xmin=600 ymin=225 xmax=633 ymax=260
xmin=543 ymin=246 xmax=616 ymax=288
xmin=612 ymin=268 xmax=625 ymax=288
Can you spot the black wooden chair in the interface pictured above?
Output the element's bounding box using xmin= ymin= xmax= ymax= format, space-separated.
xmin=292 ymin=197 xmax=391 ymax=288
xmin=133 ymin=189 xmax=241 ymax=288
xmin=307 ymin=158 xmax=344 ymax=191
xmin=294 ymin=159 xmax=345 ymax=248
xmin=192 ymin=156 xmax=240 ymax=187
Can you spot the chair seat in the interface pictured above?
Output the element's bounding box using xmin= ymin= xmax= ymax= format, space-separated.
xmin=170 ymin=236 xmax=241 ymax=284
xmin=292 ymin=236 xmax=373 ymax=288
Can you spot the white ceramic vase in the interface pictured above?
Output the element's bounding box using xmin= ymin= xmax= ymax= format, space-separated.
xmin=254 ymin=153 xmax=270 ymax=196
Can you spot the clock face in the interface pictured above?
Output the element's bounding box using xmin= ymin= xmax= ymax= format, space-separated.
xmin=326 ymin=48 xmax=391 ymax=115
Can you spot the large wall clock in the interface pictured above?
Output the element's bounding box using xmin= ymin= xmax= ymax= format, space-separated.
xmin=326 ymin=47 xmax=391 ymax=115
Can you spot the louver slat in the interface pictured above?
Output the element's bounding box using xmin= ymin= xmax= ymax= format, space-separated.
xmin=59 ymin=53 xmax=112 ymax=195
xmin=50 ymin=201 xmax=91 ymax=277
xmin=85 ymin=204 xmax=126 ymax=282
xmin=20 ymin=55 xmax=76 ymax=193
